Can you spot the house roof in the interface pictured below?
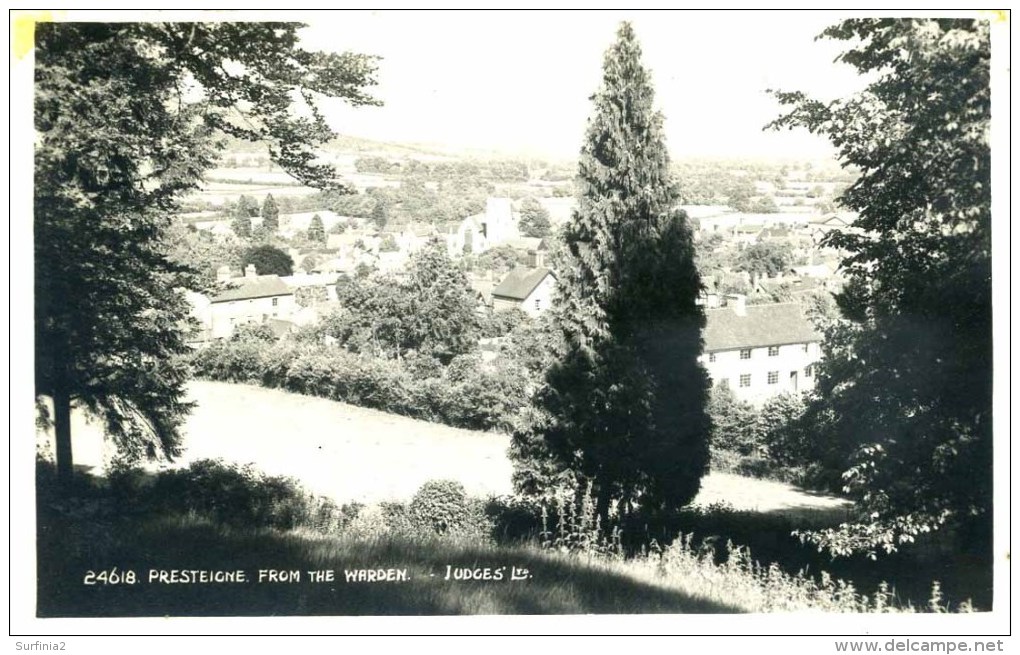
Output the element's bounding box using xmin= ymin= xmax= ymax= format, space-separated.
xmin=211 ymin=275 xmax=293 ymax=303
xmin=492 ymin=266 xmax=554 ymax=301
xmin=502 ymin=237 xmax=545 ymax=252
xmin=440 ymin=214 xmax=482 ymax=235
xmin=703 ymin=303 xmax=820 ymax=352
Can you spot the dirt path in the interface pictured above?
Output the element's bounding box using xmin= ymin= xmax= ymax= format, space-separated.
xmin=47 ymin=381 xmax=851 ymax=516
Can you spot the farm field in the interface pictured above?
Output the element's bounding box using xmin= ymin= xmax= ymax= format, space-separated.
xmin=44 ymin=380 xmax=851 ymax=517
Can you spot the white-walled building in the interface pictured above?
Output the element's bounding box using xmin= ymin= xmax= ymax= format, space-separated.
xmin=700 ymin=297 xmax=822 ymax=405
xmin=198 ymin=265 xmax=297 ymax=339
xmin=491 ymin=244 xmax=557 ymax=317
xmin=443 ymin=197 xmax=522 ymax=257
xmin=491 ymin=267 xmax=557 ymax=317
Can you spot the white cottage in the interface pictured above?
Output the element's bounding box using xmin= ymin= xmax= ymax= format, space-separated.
xmin=699 ymin=296 xmax=822 ymax=406
xmin=204 ymin=265 xmax=297 ymax=339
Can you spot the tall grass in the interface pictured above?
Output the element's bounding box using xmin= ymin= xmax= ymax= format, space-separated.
xmin=35 ymin=461 xmax=981 ymax=617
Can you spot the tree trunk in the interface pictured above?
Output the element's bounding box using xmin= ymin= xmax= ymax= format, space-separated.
xmin=53 ymin=385 xmax=73 ymax=488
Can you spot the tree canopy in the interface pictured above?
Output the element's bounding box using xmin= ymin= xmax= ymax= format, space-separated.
xmin=734 ymin=241 xmax=794 ymax=279
xmin=321 ymin=240 xmax=480 ymax=362
xmin=242 ymin=244 xmax=294 ymax=277
xmin=518 ymin=196 xmax=552 ymax=238
xmin=510 ymin=23 xmax=711 ymax=522
xmin=34 ymin=21 xmax=379 ymax=483
xmin=768 ymin=18 xmax=992 ymax=556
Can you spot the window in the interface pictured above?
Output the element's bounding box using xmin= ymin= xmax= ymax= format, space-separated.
xmin=535 ymin=298 xmax=541 ymax=311
xmin=767 ymin=371 xmax=779 ymax=385
xmin=272 ymin=297 xmax=278 ymax=307
xmin=802 ymin=344 xmax=809 ymax=353
xmin=739 ymin=374 xmax=751 ymax=388
xmin=739 ymin=349 xmax=751 ymax=360
xmin=709 ymin=353 xmax=717 ymax=363
xmin=768 ymin=346 xmax=779 ymax=357
xmin=804 ymin=365 xmax=813 ymax=378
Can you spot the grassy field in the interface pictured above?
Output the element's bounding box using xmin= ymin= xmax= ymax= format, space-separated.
xmin=48 ymin=380 xmax=852 ymax=517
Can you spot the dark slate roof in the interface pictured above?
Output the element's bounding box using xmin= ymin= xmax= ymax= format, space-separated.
xmin=703 ymin=303 xmax=821 ymax=352
xmin=492 ymin=266 xmax=554 ymax=301
xmin=211 ymin=275 xmax=293 ymax=303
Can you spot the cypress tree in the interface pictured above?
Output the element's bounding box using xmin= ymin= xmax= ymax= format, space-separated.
xmin=510 ymin=22 xmax=711 ymax=521
xmin=307 ymin=213 xmax=326 ymax=243
xmin=261 ymin=193 xmax=280 ymax=233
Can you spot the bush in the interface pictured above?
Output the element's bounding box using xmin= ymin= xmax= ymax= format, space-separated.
xmin=484 ymin=494 xmax=544 ymax=542
xmin=229 ymin=322 xmax=277 ymax=343
xmin=107 ymin=459 xmax=352 ymax=534
xmin=707 ymin=385 xmax=763 ymax=456
xmin=409 ymin=480 xmax=471 ymax=534
xmin=478 ymin=308 xmax=528 ymax=338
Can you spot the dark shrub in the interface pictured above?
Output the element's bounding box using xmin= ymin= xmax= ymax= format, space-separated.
xmin=409 ymin=480 xmax=471 ymax=535
xmin=139 ymin=459 xmax=349 ymax=533
xmin=485 ymin=494 xmax=544 ymax=542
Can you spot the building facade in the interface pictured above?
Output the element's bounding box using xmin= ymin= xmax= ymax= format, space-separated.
xmin=200 ymin=265 xmax=297 ymax=340
xmin=699 ymin=296 xmax=822 ymax=406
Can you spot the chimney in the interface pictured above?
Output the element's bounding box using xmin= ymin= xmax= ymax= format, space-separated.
xmin=727 ymin=294 xmax=747 ymax=317
xmin=245 ymin=264 xmax=257 ymax=278
xmin=216 ymin=266 xmax=233 ymax=283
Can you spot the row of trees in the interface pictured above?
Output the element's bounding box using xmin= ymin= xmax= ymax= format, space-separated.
xmin=230 ymin=193 xmax=280 ymax=239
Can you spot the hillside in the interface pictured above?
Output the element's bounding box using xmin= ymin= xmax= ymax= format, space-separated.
xmin=43 ymin=380 xmax=850 ymax=519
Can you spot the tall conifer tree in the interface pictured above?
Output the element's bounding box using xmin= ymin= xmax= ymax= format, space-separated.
xmin=261 ymin=193 xmax=280 ymax=233
xmin=511 ymin=23 xmax=711 ymax=520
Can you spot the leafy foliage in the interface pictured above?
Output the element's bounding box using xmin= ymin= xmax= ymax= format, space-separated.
xmin=733 ymin=241 xmax=794 ymax=279
xmin=242 ymin=244 xmax=294 ymax=277
xmin=768 ymin=19 xmax=991 ymax=556
xmin=322 ymin=240 xmax=479 ymax=362
xmin=408 ymin=480 xmax=471 ymax=535
xmin=107 ymin=459 xmax=350 ymax=533
xmin=303 ymin=214 xmax=324 ymax=242
xmin=706 ymin=385 xmax=762 ymax=456
xmin=511 ymin=23 xmax=711 ymax=521
xmin=470 ymin=244 xmax=529 ymax=276
xmin=34 ymin=21 xmax=379 ymax=483
xmin=165 ymin=223 xmax=244 ymax=291
xmin=518 ymin=196 xmax=552 ymax=238
xmin=229 ymin=322 xmax=278 ymax=344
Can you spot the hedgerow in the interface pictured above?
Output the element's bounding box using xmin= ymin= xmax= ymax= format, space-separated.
xmin=190 ymin=341 xmax=527 ymax=433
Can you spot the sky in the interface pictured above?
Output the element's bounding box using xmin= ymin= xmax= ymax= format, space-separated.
xmin=293 ymin=10 xmax=868 ymax=161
